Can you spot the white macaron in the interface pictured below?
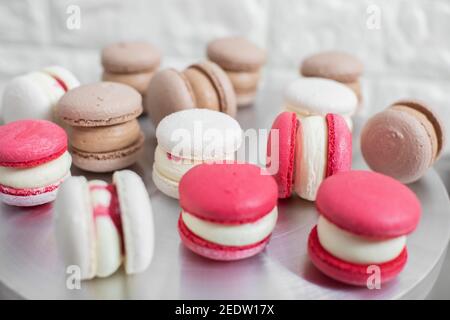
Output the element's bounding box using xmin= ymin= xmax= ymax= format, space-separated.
xmin=1 ymin=66 xmax=79 ymax=123
xmin=284 ymin=77 xmax=357 ymax=130
xmin=54 ymin=170 xmax=154 ymax=280
xmin=152 ymin=109 xmax=242 ymax=199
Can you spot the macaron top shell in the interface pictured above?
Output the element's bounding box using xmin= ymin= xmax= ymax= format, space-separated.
xmin=207 ymin=37 xmax=266 ymax=71
xmin=316 ymin=170 xmax=421 ymax=238
xmin=326 ymin=113 xmax=352 ymax=177
xmin=179 ymin=163 xmax=278 ymax=224
xmin=284 ymin=78 xmax=357 ymax=115
xmin=156 ymin=109 xmax=242 ymax=160
xmin=0 ymin=120 xmax=67 ymax=168
xmin=301 ymin=51 xmax=363 ymax=82
xmin=101 ymin=41 xmax=161 ymax=73
xmin=58 ymin=82 xmax=142 ymax=127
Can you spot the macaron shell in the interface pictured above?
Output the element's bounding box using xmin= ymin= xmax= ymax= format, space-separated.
xmin=207 ymin=37 xmax=266 ymax=71
xmin=54 ymin=176 xmax=96 ymax=280
xmin=113 ymin=170 xmax=154 ymax=274
xmin=308 ymin=226 xmax=407 ymax=286
xmin=267 ymin=112 xmax=298 ymax=198
xmin=102 ymin=71 xmax=154 ymax=95
xmin=179 ymin=163 xmax=278 ymax=224
xmin=316 ymin=170 xmax=421 ymax=238
xmin=0 ymin=180 xmax=63 ymax=207
xmin=43 ymin=66 xmax=80 ymax=90
xmin=145 ymin=69 xmax=196 ymax=126
xmin=101 ymin=42 xmax=161 ymax=73
xmin=301 ymin=51 xmax=363 ymax=83
xmin=178 ymin=217 xmax=269 ymax=261
xmin=183 ymin=66 xmax=221 ymax=111
xmin=326 ymin=113 xmax=352 ymax=177
xmin=226 ymin=70 xmax=260 ymax=94
xmin=57 ymin=82 xmax=143 ymax=127
xmin=361 ymin=109 xmax=432 ymax=183
xmin=152 ymin=165 xmax=180 ymax=199
xmin=0 ymin=120 xmax=67 ymax=168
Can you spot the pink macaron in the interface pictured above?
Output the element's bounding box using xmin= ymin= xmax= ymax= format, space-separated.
xmin=308 ymin=170 xmax=421 ymax=286
xmin=178 ymin=163 xmax=278 ymax=261
xmin=0 ymin=120 xmax=72 ymax=206
xmin=267 ymin=112 xmax=351 ymax=200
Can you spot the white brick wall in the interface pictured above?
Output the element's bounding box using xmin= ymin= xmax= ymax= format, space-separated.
xmin=1 ymin=0 xmax=449 ymax=153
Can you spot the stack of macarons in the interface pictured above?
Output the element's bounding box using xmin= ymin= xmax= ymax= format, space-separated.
xmin=300 ymin=51 xmax=364 ymax=103
xmin=1 ymin=66 xmax=79 ymax=123
xmin=267 ymin=111 xmax=352 ymax=201
xmin=145 ymin=61 xmax=236 ymax=125
xmin=308 ymin=170 xmax=421 ymax=286
xmin=207 ymin=36 xmax=266 ymax=107
xmin=178 ymin=163 xmax=278 ymax=261
xmin=101 ymin=41 xmax=161 ymax=96
xmin=0 ymin=120 xmax=72 ymax=207
xmin=57 ymin=82 xmax=145 ymax=172
xmin=361 ymin=100 xmax=445 ymax=184
xmin=152 ymin=109 xmax=242 ymax=199
xmin=54 ymin=170 xmax=154 ymax=280
xmin=283 ymin=77 xmax=358 ymax=130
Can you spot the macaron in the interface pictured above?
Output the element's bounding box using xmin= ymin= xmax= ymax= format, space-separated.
xmin=361 ymin=100 xmax=445 ymax=184
xmin=152 ymin=109 xmax=242 ymax=199
xmin=300 ymin=51 xmax=363 ymax=103
xmin=207 ymin=36 xmax=266 ymax=107
xmin=0 ymin=120 xmax=71 ymax=206
xmin=284 ymin=77 xmax=357 ymax=130
xmin=57 ymin=82 xmax=144 ymax=172
xmin=267 ymin=112 xmax=352 ymax=201
xmin=308 ymin=170 xmax=421 ymax=286
xmin=54 ymin=170 xmax=154 ymax=280
xmin=1 ymin=66 xmax=80 ymax=123
xmin=178 ymin=163 xmax=278 ymax=261
xmin=145 ymin=61 xmax=237 ymax=126
xmin=101 ymin=41 xmax=161 ymax=95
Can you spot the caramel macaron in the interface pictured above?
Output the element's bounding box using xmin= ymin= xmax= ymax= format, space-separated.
xmin=102 ymin=42 xmax=161 ymax=95
xmin=57 ymin=82 xmax=144 ymax=172
xmin=300 ymin=51 xmax=363 ymax=103
xmin=361 ymin=100 xmax=445 ymax=184
xmin=144 ymin=61 xmax=236 ymax=126
xmin=207 ymin=37 xmax=266 ymax=107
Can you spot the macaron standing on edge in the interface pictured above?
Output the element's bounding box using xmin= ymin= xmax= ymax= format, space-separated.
xmin=57 ymin=82 xmax=145 ymax=173
xmin=284 ymin=77 xmax=357 ymax=131
xmin=207 ymin=36 xmax=266 ymax=107
xmin=152 ymin=109 xmax=242 ymax=199
xmin=361 ymin=99 xmax=445 ymax=184
xmin=0 ymin=120 xmax=72 ymax=206
xmin=300 ymin=51 xmax=364 ymax=104
xmin=145 ymin=61 xmax=237 ymax=126
xmin=267 ymin=111 xmax=352 ymax=201
xmin=54 ymin=170 xmax=154 ymax=280
xmin=1 ymin=66 xmax=80 ymax=123
xmin=308 ymin=170 xmax=421 ymax=286
xmin=178 ymin=163 xmax=278 ymax=261
xmin=102 ymin=41 xmax=161 ymax=95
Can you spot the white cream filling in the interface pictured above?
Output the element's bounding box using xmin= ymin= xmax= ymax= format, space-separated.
xmin=317 ymin=216 xmax=407 ymax=264
xmin=0 ymin=151 xmax=72 ymax=189
xmin=182 ymin=208 xmax=278 ymax=247
xmin=294 ymin=116 xmax=327 ymax=201
xmin=88 ymin=180 xmax=122 ymax=278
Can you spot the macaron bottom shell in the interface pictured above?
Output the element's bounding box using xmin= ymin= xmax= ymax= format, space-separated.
xmin=308 ymin=227 xmax=407 ymax=286
xmin=152 ymin=164 xmax=180 ymax=199
xmin=102 ymin=71 xmax=154 ymax=95
xmin=0 ymin=180 xmax=64 ymax=206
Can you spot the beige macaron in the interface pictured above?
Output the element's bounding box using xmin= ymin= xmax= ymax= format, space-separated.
xmin=101 ymin=41 xmax=161 ymax=95
xmin=300 ymin=51 xmax=363 ymax=103
xmin=57 ymin=82 xmax=144 ymax=172
xmin=144 ymin=61 xmax=236 ymax=126
xmin=207 ymin=36 xmax=266 ymax=107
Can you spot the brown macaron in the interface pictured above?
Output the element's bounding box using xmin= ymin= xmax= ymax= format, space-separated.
xmin=361 ymin=100 xmax=445 ymax=184
xmin=300 ymin=51 xmax=363 ymax=103
xmin=207 ymin=36 xmax=266 ymax=107
xmin=144 ymin=61 xmax=236 ymax=126
xmin=57 ymin=82 xmax=144 ymax=172
xmin=101 ymin=41 xmax=161 ymax=95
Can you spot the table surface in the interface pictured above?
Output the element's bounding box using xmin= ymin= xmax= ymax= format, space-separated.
xmin=1 ymin=77 xmax=450 ymax=299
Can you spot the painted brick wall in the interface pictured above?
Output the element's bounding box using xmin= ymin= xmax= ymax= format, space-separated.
xmin=0 ymin=0 xmax=449 ymax=152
